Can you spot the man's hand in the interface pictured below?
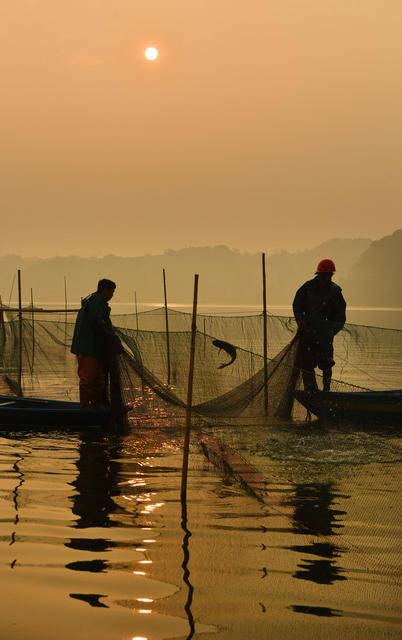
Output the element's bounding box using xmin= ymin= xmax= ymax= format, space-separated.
xmin=106 ymin=333 xmax=124 ymax=354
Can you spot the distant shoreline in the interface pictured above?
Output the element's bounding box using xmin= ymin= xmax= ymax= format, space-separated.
xmin=14 ymin=302 xmax=402 ymax=312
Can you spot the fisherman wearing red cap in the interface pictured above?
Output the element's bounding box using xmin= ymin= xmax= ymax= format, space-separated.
xmin=293 ymin=259 xmax=346 ymax=392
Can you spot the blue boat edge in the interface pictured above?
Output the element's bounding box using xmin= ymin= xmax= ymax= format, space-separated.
xmin=0 ymin=394 xmax=112 ymax=428
xmin=294 ymin=389 xmax=402 ymax=424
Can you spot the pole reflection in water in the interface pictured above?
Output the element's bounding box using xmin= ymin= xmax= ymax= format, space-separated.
xmin=66 ymin=432 xmax=122 ymax=607
xmin=181 ymin=498 xmax=195 ymax=639
xmin=9 ymin=452 xmax=25 ymax=566
xmin=290 ymin=482 xmax=347 ymax=586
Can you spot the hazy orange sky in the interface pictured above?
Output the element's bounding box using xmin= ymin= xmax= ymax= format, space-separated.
xmin=1 ymin=1 xmax=401 ymax=256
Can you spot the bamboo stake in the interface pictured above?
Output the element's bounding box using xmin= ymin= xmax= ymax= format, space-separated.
xmin=0 ymin=295 xmax=5 ymax=365
xmin=262 ymin=253 xmax=268 ymax=414
xmin=180 ymin=274 xmax=199 ymax=502
xmin=8 ymin=274 xmax=15 ymax=307
xmin=134 ymin=291 xmax=139 ymax=331
xmin=17 ymin=270 xmax=23 ymax=396
xmin=30 ymin=288 xmax=35 ymax=372
xmin=64 ymin=276 xmax=68 ymax=344
xmin=162 ymin=268 xmax=171 ymax=385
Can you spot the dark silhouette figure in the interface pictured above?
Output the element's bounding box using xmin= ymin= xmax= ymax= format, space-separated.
xmin=293 ymin=259 xmax=346 ymax=392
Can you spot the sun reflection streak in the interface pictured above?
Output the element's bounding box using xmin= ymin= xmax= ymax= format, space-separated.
xmin=137 ymin=598 xmax=153 ymax=603
xmin=127 ymin=479 xmax=147 ymax=487
xmin=140 ymin=502 xmax=165 ymax=515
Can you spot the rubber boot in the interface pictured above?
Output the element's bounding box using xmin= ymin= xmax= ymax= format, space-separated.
xmin=323 ymin=369 xmax=332 ymax=392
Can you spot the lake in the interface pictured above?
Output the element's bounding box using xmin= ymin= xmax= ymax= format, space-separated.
xmin=0 ymin=307 xmax=400 ymax=639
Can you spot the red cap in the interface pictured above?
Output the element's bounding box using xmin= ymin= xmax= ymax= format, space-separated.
xmin=316 ymin=259 xmax=336 ymax=273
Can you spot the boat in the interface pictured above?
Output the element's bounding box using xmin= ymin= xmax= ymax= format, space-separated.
xmin=294 ymin=389 xmax=402 ymax=423
xmin=0 ymin=394 xmax=111 ymax=429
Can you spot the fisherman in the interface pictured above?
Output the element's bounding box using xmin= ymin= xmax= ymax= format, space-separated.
xmin=71 ymin=279 xmax=120 ymax=409
xmin=293 ymin=259 xmax=346 ymax=392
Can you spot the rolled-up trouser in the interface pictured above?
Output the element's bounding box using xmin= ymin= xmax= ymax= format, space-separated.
xmin=297 ymin=338 xmax=335 ymax=392
xmin=297 ymin=338 xmax=334 ymax=370
xmin=77 ymin=354 xmax=106 ymax=409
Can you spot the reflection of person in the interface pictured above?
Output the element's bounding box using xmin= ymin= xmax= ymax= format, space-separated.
xmin=71 ymin=279 xmax=118 ymax=409
xmin=293 ymin=260 xmax=346 ymax=392
xmin=291 ymin=482 xmax=346 ymax=585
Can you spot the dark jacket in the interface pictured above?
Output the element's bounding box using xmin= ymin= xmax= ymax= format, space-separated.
xmin=71 ymin=292 xmax=115 ymax=360
xmin=293 ymin=277 xmax=346 ymax=342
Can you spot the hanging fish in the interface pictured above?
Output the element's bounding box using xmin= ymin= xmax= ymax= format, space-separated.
xmin=212 ymin=339 xmax=237 ymax=369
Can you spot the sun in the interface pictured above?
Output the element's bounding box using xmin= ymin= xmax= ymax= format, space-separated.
xmin=144 ymin=47 xmax=158 ymax=61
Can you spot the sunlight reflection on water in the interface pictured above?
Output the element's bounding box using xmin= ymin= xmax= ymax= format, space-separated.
xmin=0 ymin=308 xmax=400 ymax=639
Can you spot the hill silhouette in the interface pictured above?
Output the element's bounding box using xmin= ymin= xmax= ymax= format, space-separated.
xmin=0 ymin=233 xmax=400 ymax=307
xmin=340 ymin=229 xmax=402 ymax=306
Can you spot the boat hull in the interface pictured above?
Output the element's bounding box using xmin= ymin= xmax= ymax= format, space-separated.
xmin=294 ymin=389 xmax=402 ymax=424
xmin=0 ymin=395 xmax=111 ymax=428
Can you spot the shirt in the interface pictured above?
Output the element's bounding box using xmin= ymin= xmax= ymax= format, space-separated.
xmin=71 ymin=291 xmax=115 ymax=360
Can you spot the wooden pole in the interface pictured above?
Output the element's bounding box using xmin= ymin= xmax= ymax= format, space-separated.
xmin=64 ymin=276 xmax=68 ymax=343
xmin=134 ymin=291 xmax=139 ymax=331
xmin=180 ymin=274 xmax=199 ymax=502
xmin=0 ymin=295 xmax=5 ymax=365
xmin=30 ymin=288 xmax=35 ymax=372
xmin=8 ymin=274 xmax=15 ymax=307
xmin=162 ymin=268 xmax=171 ymax=385
xmin=262 ymin=253 xmax=268 ymax=414
xmin=17 ymin=270 xmax=23 ymax=396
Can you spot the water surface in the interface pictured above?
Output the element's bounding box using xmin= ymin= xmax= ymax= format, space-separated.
xmin=0 ymin=418 xmax=400 ymax=640
xmin=0 ymin=307 xmax=400 ymax=639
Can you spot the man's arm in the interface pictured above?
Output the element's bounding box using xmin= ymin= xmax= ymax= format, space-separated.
xmin=292 ymin=285 xmax=307 ymax=329
xmin=331 ymin=289 xmax=346 ymax=335
xmin=87 ymin=298 xmax=115 ymax=337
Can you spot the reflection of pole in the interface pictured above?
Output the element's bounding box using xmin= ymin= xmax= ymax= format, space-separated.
xmin=134 ymin=291 xmax=139 ymax=331
xmin=181 ymin=274 xmax=199 ymax=501
xmin=10 ymin=453 xmax=25 ymax=566
xmin=17 ymin=270 xmax=23 ymax=397
xmin=181 ymin=499 xmax=195 ymax=639
xmin=163 ymin=268 xmax=171 ymax=385
xmin=262 ymin=253 xmax=268 ymax=414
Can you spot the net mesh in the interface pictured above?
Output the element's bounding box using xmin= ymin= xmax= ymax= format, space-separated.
xmin=0 ymin=306 xmax=401 ymax=426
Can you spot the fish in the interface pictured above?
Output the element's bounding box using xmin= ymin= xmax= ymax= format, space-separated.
xmin=212 ymin=339 xmax=237 ymax=369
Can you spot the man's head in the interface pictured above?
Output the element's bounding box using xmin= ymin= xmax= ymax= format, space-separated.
xmin=315 ymin=259 xmax=335 ymax=287
xmin=97 ymin=278 xmax=116 ymax=301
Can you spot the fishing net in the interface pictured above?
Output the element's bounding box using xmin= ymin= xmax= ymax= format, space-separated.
xmin=0 ymin=306 xmax=401 ymax=426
